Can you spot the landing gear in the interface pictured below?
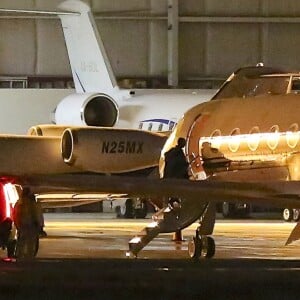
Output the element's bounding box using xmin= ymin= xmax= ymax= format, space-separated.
xmin=116 ymin=198 xmax=148 ymax=219
xmin=283 ymin=208 xmax=293 ymax=222
xmin=116 ymin=199 xmax=134 ymax=218
xmin=293 ymin=209 xmax=300 ymax=222
xmin=188 ymin=202 xmax=216 ymax=260
xmin=188 ymin=230 xmax=215 ymax=259
xmin=222 ymin=202 xmax=251 ymax=218
xmin=283 ymin=208 xmax=300 ymax=222
xmin=188 ymin=235 xmax=201 ymax=259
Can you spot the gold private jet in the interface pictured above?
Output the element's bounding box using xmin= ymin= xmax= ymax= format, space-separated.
xmin=24 ymin=65 xmax=300 ymax=259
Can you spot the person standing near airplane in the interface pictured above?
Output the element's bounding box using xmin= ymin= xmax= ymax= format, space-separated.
xmin=163 ymin=137 xmax=189 ymax=179
xmin=162 ymin=137 xmax=189 ymax=241
xmin=13 ymin=187 xmax=40 ymax=259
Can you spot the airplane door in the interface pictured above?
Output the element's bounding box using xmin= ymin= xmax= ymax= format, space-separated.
xmin=186 ymin=114 xmax=210 ymax=179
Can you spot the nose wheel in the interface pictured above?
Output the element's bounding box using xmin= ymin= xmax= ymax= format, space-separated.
xmin=188 ymin=230 xmax=215 ymax=259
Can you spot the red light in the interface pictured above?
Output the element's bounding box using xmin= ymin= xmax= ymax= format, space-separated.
xmin=2 ymin=257 xmax=16 ymax=263
xmin=0 ymin=181 xmax=14 ymax=220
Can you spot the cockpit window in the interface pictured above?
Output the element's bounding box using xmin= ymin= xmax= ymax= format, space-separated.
xmin=213 ymin=76 xmax=290 ymax=100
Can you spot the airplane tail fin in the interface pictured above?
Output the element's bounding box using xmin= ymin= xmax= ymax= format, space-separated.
xmin=58 ymin=0 xmax=118 ymax=94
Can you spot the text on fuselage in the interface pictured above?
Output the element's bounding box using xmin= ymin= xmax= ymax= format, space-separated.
xmin=102 ymin=141 xmax=144 ymax=154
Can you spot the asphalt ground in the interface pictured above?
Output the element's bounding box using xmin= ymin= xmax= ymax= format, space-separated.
xmin=0 ymin=213 xmax=299 ymax=299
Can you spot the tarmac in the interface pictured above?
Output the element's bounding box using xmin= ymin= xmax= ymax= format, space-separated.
xmin=0 ymin=213 xmax=299 ymax=299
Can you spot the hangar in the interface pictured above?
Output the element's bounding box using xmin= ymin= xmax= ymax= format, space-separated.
xmin=0 ymin=0 xmax=300 ymax=133
xmin=1 ymin=1 xmax=300 ymax=86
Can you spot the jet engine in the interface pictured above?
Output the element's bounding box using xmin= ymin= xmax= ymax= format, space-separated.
xmin=54 ymin=93 xmax=119 ymax=127
xmin=28 ymin=125 xmax=71 ymax=137
xmin=61 ymin=127 xmax=168 ymax=173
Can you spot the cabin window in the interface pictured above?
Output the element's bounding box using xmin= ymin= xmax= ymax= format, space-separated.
xmin=287 ymin=123 xmax=299 ymax=148
xmin=148 ymin=123 xmax=153 ymax=131
xmin=211 ymin=129 xmax=221 ymax=137
xmin=158 ymin=123 xmax=163 ymax=131
xmin=289 ymin=123 xmax=299 ymax=132
xmin=248 ymin=126 xmax=260 ymax=151
xmin=168 ymin=122 xmax=175 ymax=131
xmin=270 ymin=125 xmax=279 ymax=133
xmin=228 ymin=128 xmax=240 ymax=152
xmin=267 ymin=125 xmax=280 ymax=150
xmin=209 ymin=129 xmax=222 ymax=149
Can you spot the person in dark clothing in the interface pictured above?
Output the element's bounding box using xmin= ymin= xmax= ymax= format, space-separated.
xmin=13 ymin=187 xmax=40 ymax=259
xmin=163 ymin=137 xmax=189 ymax=179
xmin=162 ymin=137 xmax=189 ymax=241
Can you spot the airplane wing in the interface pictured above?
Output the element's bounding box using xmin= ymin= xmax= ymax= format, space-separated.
xmin=36 ymin=192 xmax=127 ymax=208
xmin=21 ymin=174 xmax=300 ymax=210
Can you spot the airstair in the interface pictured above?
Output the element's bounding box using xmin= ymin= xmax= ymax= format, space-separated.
xmin=128 ymin=198 xmax=208 ymax=257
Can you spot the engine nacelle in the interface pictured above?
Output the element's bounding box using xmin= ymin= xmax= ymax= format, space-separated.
xmin=54 ymin=93 xmax=119 ymax=127
xmin=0 ymin=136 xmax=71 ymax=176
xmin=27 ymin=125 xmax=71 ymax=137
xmin=61 ymin=127 xmax=168 ymax=173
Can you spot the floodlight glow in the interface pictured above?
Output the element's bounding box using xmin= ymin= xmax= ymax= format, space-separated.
xmin=147 ymin=221 xmax=158 ymax=228
xmin=130 ymin=237 xmax=141 ymax=244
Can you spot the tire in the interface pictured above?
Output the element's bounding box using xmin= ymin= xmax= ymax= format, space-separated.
xmin=202 ymin=236 xmax=215 ymax=259
xmin=117 ymin=199 xmax=134 ymax=219
xmin=134 ymin=202 xmax=147 ymax=219
xmin=283 ymin=208 xmax=293 ymax=222
xmin=188 ymin=236 xmax=201 ymax=259
xmin=293 ymin=209 xmax=300 ymax=222
xmin=222 ymin=202 xmax=235 ymax=218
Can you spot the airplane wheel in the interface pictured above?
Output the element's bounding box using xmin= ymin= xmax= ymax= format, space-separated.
xmin=117 ymin=199 xmax=134 ymax=218
xmin=283 ymin=208 xmax=293 ymax=222
xmin=293 ymin=209 xmax=300 ymax=222
xmin=188 ymin=236 xmax=201 ymax=259
xmin=222 ymin=202 xmax=235 ymax=218
xmin=201 ymin=236 xmax=215 ymax=259
xmin=134 ymin=201 xmax=148 ymax=219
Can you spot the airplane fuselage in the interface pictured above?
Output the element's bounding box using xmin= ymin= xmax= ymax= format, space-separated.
xmin=162 ymin=94 xmax=300 ymax=181
xmin=115 ymin=89 xmax=215 ymax=130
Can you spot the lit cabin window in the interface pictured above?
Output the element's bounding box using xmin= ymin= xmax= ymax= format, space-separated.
xmin=228 ymin=128 xmax=240 ymax=152
xmin=148 ymin=123 xmax=153 ymax=131
xmin=287 ymin=123 xmax=300 ymax=148
xmin=248 ymin=126 xmax=260 ymax=151
xmin=267 ymin=125 xmax=280 ymax=150
xmin=211 ymin=129 xmax=221 ymax=137
xmin=210 ymin=129 xmax=222 ymax=149
xmin=270 ymin=125 xmax=279 ymax=132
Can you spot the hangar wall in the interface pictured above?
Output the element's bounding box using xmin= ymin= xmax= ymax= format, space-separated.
xmin=0 ymin=89 xmax=73 ymax=134
xmin=1 ymin=0 xmax=300 ymax=88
